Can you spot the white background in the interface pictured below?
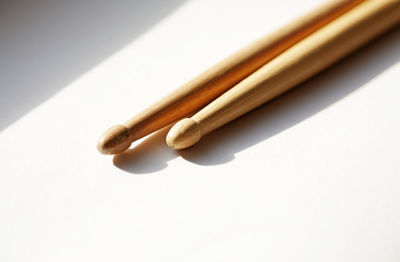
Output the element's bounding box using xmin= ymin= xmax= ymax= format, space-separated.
xmin=1 ymin=0 xmax=400 ymax=261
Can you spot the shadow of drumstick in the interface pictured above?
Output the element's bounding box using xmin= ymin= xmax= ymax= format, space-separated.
xmin=113 ymin=125 xmax=179 ymax=174
xmin=179 ymin=27 xmax=400 ymax=166
xmin=111 ymin=27 xmax=400 ymax=172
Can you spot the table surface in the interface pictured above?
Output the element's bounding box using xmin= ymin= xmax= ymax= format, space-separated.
xmin=1 ymin=0 xmax=400 ymax=261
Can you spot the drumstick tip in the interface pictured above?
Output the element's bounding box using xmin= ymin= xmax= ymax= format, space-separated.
xmin=97 ymin=124 xmax=132 ymax=154
xmin=166 ymin=118 xmax=202 ymax=149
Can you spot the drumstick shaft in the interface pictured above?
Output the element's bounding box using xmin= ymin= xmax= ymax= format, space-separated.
xmin=167 ymin=0 xmax=400 ymax=149
xmin=97 ymin=0 xmax=363 ymax=154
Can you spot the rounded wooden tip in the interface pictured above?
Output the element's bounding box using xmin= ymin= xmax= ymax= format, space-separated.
xmin=166 ymin=118 xmax=202 ymax=149
xmin=97 ymin=124 xmax=132 ymax=154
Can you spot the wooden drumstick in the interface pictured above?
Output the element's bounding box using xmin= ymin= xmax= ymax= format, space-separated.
xmin=97 ymin=0 xmax=363 ymax=154
xmin=166 ymin=0 xmax=400 ymax=149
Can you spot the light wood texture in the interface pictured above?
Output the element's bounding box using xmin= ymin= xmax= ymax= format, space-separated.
xmin=97 ymin=0 xmax=363 ymax=154
xmin=167 ymin=0 xmax=400 ymax=149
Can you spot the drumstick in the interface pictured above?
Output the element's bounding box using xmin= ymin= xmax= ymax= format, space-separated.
xmin=166 ymin=0 xmax=400 ymax=149
xmin=97 ymin=0 xmax=363 ymax=154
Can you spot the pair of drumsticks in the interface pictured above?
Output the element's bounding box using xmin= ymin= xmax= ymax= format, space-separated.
xmin=97 ymin=0 xmax=400 ymax=155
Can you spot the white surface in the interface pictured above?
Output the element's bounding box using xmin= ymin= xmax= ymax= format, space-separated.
xmin=1 ymin=0 xmax=400 ymax=261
